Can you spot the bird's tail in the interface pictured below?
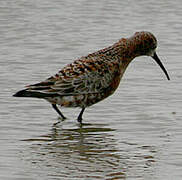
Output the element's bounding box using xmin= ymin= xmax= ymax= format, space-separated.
xmin=13 ymin=89 xmax=57 ymax=98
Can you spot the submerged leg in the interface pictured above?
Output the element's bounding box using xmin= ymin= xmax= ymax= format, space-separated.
xmin=77 ymin=107 xmax=85 ymax=123
xmin=52 ymin=104 xmax=66 ymax=119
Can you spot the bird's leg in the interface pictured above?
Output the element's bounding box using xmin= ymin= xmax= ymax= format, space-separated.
xmin=52 ymin=104 xmax=66 ymax=120
xmin=77 ymin=107 xmax=85 ymax=123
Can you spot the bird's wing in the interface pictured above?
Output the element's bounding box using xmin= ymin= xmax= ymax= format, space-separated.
xmin=27 ymin=58 xmax=118 ymax=96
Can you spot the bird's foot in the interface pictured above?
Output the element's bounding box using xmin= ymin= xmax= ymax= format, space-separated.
xmin=53 ymin=116 xmax=66 ymax=126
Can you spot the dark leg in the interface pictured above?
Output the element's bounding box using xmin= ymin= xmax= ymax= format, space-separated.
xmin=52 ymin=104 xmax=66 ymax=119
xmin=77 ymin=107 xmax=85 ymax=123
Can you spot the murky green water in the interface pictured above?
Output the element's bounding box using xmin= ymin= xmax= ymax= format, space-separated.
xmin=1 ymin=0 xmax=182 ymax=179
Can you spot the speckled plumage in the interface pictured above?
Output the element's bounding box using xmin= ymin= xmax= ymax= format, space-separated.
xmin=13 ymin=31 xmax=170 ymax=123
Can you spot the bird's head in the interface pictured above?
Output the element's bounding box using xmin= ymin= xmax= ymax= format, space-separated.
xmin=132 ymin=31 xmax=170 ymax=80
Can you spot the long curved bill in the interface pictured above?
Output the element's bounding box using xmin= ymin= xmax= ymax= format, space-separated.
xmin=152 ymin=52 xmax=170 ymax=80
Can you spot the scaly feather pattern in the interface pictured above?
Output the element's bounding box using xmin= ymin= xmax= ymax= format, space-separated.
xmin=27 ymin=49 xmax=124 ymax=107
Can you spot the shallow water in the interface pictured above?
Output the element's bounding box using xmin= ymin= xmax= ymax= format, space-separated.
xmin=0 ymin=0 xmax=182 ymax=179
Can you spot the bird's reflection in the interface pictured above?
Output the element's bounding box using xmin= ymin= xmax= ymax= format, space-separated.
xmin=22 ymin=120 xmax=156 ymax=179
xmin=41 ymin=122 xmax=121 ymax=164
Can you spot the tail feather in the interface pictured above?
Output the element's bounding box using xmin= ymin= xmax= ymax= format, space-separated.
xmin=13 ymin=89 xmax=58 ymax=98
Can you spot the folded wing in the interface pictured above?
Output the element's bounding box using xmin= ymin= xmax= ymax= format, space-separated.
xmin=26 ymin=58 xmax=117 ymax=97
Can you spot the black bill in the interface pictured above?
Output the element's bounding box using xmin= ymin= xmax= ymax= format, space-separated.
xmin=152 ymin=52 xmax=170 ymax=80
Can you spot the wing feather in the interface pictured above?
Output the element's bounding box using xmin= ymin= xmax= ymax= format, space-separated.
xmin=27 ymin=58 xmax=118 ymax=96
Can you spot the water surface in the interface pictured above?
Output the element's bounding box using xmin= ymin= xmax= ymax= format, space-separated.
xmin=0 ymin=0 xmax=182 ymax=179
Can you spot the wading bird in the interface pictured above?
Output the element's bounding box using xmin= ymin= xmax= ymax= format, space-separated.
xmin=13 ymin=31 xmax=170 ymax=123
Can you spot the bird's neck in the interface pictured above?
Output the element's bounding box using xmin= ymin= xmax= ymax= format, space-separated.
xmin=113 ymin=37 xmax=142 ymax=61
xmin=90 ymin=36 xmax=142 ymax=64
xmin=111 ymin=37 xmax=142 ymax=79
